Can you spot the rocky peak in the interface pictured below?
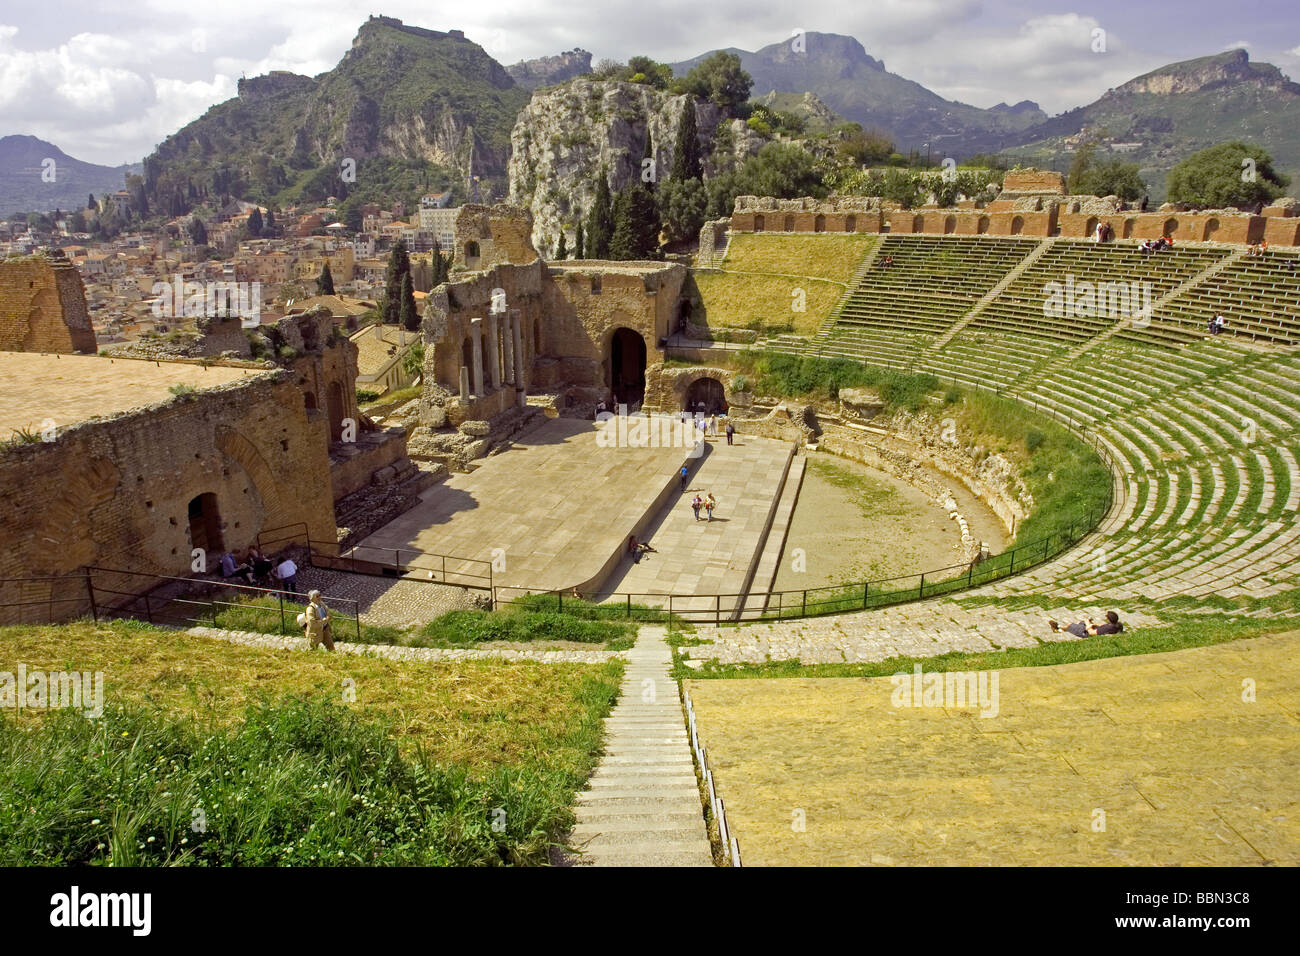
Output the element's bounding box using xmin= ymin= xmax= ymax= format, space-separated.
xmin=507 ymin=50 xmax=594 ymax=91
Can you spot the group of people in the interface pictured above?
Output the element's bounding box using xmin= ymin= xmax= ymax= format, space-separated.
xmin=218 ymin=547 xmax=302 ymax=595
xmin=1092 ymin=222 xmax=1115 ymax=243
xmin=690 ymin=493 xmax=717 ymax=522
xmin=1208 ymin=313 xmax=1230 ymax=335
xmin=877 ymin=255 xmax=896 ymax=269
xmin=1246 ymin=240 xmax=1270 ymax=257
xmin=1138 ymin=236 xmax=1175 ymax=254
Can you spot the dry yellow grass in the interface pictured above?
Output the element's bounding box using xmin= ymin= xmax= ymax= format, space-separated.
xmin=2 ymin=621 xmax=621 ymax=772
xmin=687 ymin=632 xmax=1300 ymax=865
xmin=689 ymin=273 xmax=842 ymax=335
xmin=722 ymin=233 xmax=878 ymax=282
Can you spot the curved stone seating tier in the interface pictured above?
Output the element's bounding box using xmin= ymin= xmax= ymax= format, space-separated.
xmin=1164 ymin=252 xmax=1300 ymax=344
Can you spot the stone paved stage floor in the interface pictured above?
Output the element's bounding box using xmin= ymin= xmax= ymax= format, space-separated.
xmin=595 ymin=434 xmax=793 ymax=610
xmin=688 ymin=633 xmax=1300 ymax=865
xmin=352 ymin=418 xmax=696 ymax=594
xmin=0 ymin=352 xmax=255 ymax=437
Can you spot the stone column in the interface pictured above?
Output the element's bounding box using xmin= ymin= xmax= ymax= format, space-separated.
xmin=502 ymin=311 xmax=516 ymax=386
xmin=469 ymin=317 xmax=484 ymax=397
xmin=512 ymin=313 xmax=526 ymax=408
xmin=459 ymin=366 xmax=470 ymax=403
xmin=484 ymin=312 xmax=501 ymax=390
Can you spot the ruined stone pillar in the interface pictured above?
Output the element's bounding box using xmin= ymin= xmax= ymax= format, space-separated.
xmin=470 ymin=317 xmax=484 ymax=397
xmin=459 ymin=365 xmax=470 ymax=403
xmin=484 ymin=312 xmax=501 ymax=390
xmin=512 ymin=313 xmax=526 ymax=408
xmin=502 ymin=311 xmax=516 ymax=386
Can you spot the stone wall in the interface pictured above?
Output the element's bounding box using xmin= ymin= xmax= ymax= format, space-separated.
xmin=0 ymin=251 xmax=97 ymax=353
xmin=0 ymin=372 xmax=338 ymax=622
xmin=453 ymin=203 xmax=539 ymax=272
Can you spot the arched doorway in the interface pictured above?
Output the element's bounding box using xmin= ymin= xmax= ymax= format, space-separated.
xmin=1163 ymin=218 xmax=1178 ymax=237
xmin=326 ymin=381 xmax=345 ymax=441
xmin=188 ymin=493 xmax=223 ymax=555
xmin=845 ymin=214 xmax=857 ymax=232
xmin=1011 ymin=216 xmax=1024 ymax=235
xmin=912 ymin=214 xmax=925 ymax=233
xmin=1205 ymin=218 xmax=1220 ymax=240
xmin=977 ymin=216 xmax=990 ymax=234
xmin=683 ymin=376 xmax=726 ymax=414
xmin=753 ymin=215 xmax=765 ymax=232
xmin=943 ymin=215 xmax=957 ymax=235
xmin=676 ymin=298 xmax=692 ymax=336
xmin=783 ymin=214 xmax=795 ymax=232
xmin=609 ymin=328 xmax=647 ymax=407
xmin=814 ymin=214 xmax=826 ymax=233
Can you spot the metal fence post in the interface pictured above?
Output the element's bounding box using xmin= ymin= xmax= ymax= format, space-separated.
xmin=85 ymin=571 xmax=98 ymax=622
xmin=918 ymin=573 xmax=925 ymax=599
xmin=279 ymin=592 xmax=285 ymax=633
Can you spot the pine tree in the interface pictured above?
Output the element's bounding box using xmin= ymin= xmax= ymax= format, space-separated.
xmin=586 ymin=169 xmax=614 ymax=259
xmin=671 ymin=99 xmax=702 ymax=181
xmin=399 ymin=272 xmax=418 ymax=332
xmin=556 ymin=231 xmax=567 ymax=260
xmin=431 ymin=240 xmax=451 ymax=287
xmin=575 ymin=218 xmax=585 ymax=260
xmin=383 ymin=240 xmax=412 ymax=325
xmin=264 ymin=208 xmax=276 ymax=237
xmin=317 ymin=262 xmax=335 ymax=296
xmin=88 ymin=193 xmax=96 ymax=211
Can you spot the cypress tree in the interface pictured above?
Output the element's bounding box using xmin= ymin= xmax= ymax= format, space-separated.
xmin=556 ymin=231 xmax=567 ymax=260
xmin=586 ymin=169 xmax=614 ymax=259
xmin=575 ymin=218 xmax=585 ymax=260
xmin=671 ymin=99 xmax=702 ymax=181
xmin=248 ymin=207 xmax=263 ymax=238
xmin=383 ymin=239 xmax=412 ymax=325
xmin=399 ymin=271 xmax=418 ymax=332
xmin=317 ymin=262 xmax=335 ymax=295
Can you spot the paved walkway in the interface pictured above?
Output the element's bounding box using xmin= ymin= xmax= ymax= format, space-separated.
xmin=680 ymin=602 xmax=1168 ymax=667
xmin=687 ymin=631 xmax=1300 ymax=865
xmin=595 ymin=435 xmax=793 ymax=608
xmin=187 ymin=625 xmax=623 ymax=664
xmin=571 ymin=626 xmax=713 ymax=865
xmin=352 ymin=418 xmax=686 ymax=593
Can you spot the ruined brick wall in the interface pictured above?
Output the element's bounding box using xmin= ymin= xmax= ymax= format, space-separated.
xmin=1001 ymin=169 xmax=1067 ymax=196
xmin=0 ymin=372 xmax=337 ymax=620
xmin=0 ymin=252 xmax=97 ymax=353
xmin=453 ymin=203 xmax=539 ymax=271
xmin=278 ymin=312 xmax=361 ymax=440
xmin=543 ymin=262 xmax=685 ymax=392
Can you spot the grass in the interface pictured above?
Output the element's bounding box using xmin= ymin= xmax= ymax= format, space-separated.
xmin=729 ymin=350 xmax=939 ymax=410
xmin=687 ymin=272 xmax=841 ymax=337
xmin=672 ymin=609 xmax=1292 ymax=680
xmin=721 ymin=233 xmax=877 ymax=283
xmin=210 ymin=594 xmax=634 ymax=650
xmin=0 ymin=619 xmax=622 ymax=866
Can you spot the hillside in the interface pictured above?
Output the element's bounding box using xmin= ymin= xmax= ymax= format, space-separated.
xmin=0 ymin=136 xmax=137 ymax=217
xmin=140 ymin=16 xmax=531 ymax=217
xmin=1005 ymin=50 xmax=1300 ymax=201
xmin=671 ymin=32 xmax=1046 ymax=156
xmin=507 ymin=49 xmax=593 ymax=90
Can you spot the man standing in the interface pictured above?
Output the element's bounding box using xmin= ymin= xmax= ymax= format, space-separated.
xmin=303 ymin=590 xmax=335 ymax=651
xmin=275 ymin=555 xmax=298 ymax=595
xmin=725 ymin=421 xmax=735 ymax=446
xmin=691 ymin=494 xmax=702 ymax=521
xmin=679 ymin=464 xmax=689 ymax=490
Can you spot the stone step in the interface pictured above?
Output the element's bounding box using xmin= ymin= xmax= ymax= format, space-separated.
xmin=577 ymin=845 xmax=715 ymax=867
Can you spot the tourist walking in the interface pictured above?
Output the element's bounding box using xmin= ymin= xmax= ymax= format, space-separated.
xmin=704 ymin=493 xmax=716 ymax=522
xmin=679 ymin=464 xmax=689 ymax=490
xmin=301 ymin=590 xmax=335 ymax=651
xmin=725 ymin=421 xmax=734 ymax=445
xmin=691 ymin=494 xmax=702 ymax=521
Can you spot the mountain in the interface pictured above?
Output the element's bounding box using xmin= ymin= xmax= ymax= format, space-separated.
xmin=140 ymin=16 xmax=531 ymax=217
xmin=507 ymin=50 xmax=593 ymax=90
xmin=1005 ymin=50 xmax=1300 ymax=200
xmin=0 ymin=135 xmax=138 ymax=217
xmin=671 ymin=32 xmax=1047 ymax=156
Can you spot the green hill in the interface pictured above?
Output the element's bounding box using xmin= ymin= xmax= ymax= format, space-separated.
xmin=141 ymin=16 xmax=530 ymax=217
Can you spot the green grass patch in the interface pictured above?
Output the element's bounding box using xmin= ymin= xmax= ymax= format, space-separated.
xmin=729 ymin=350 xmax=939 ymax=410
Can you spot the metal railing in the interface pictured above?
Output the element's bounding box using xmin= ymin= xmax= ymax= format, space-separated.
xmin=0 ymin=567 xmax=362 ymax=641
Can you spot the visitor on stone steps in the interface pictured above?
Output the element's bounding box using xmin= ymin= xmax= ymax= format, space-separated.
xmin=628 ymin=535 xmax=642 ymax=564
xmin=1048 ymin=610 xmax=1123 ymax=638
xmin=691 ymin=494 xmax=702 ymax=521
xmin=301 ymin=590 xmax=335 ymax=651
xmin=704 ymin=493 xmax=716 ymax=522
xmin=725 ymin=421 xmax=735 ymax=445
xmin=274 ymin=556 xmax=298 ymax=595
xmin=248 ymin=547 xmax=273 ymax=586
xmin=679 ymin=464 xmax=689 ymax=490
xmin=220 ymin=551 xmax=251 ymax=584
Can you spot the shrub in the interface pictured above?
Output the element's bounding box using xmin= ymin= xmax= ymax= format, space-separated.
xmin=944 ymin=387 xmax=962 ymax=405
xmin=731 ymin=374 xmax=750 ymax=393
xmin=356 ymin=388 xmax=380 ymax=404
xmin=1025 ymin=429 xmax=1046 ymax=452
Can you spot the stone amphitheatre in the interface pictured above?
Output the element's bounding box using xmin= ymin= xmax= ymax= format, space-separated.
xmin=2 ymin=170 xmax=1299 ymax=867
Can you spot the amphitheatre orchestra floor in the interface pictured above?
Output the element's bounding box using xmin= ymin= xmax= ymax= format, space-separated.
xmin=0 ymin=351 xmax=255 ymax=436
xmin=352 ymin=417 xmax=793 ymax=596
xmin=687 ymin=632 xmax=1300 ymax=866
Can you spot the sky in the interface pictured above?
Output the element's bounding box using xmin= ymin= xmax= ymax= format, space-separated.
xmin=1 ymin=0 xmax=1298 ymax=166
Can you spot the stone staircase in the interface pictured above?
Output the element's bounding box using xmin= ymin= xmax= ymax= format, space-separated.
xmin=571 ymin=626 xmax=713 ymax=866
xmin=807 ymin=239 xmax=884 ymax=353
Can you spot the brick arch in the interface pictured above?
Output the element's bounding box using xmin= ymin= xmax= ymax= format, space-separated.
xmin=214 ymin=426 xmax=288 ymax=532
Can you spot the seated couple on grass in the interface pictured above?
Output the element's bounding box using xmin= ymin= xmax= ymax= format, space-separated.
xmin=1048 ymin=610 xmax=1123 ymax=638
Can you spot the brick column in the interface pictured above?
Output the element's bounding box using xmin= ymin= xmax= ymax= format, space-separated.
xmin=469 ymin=317 xmax=484 ymax=397
xmin=512 ymin=313 xmax=526 ymax=408
xmin=502 ymin=310 xmax=516 ymax=386
xmin=484 ymin=312 xmax=501 ymax=390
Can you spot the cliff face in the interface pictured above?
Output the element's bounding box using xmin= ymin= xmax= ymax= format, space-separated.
xmin=1114 ymin=49 xmax=1298 ymax=97
xmin=507 ymin=50 xmax=594 ymax=90
xmin=507 ymin=79 xmax=763 ymax=250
